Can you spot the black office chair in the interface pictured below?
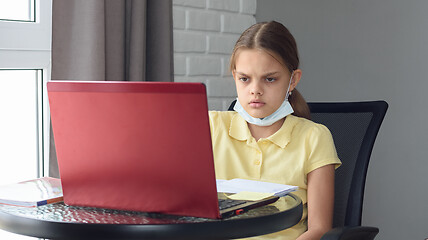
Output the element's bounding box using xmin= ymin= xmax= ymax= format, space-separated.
xmin=228 ymin=100 xmax=388 ymax=240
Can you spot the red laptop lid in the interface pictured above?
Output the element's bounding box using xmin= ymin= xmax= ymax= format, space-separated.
xmin=48 ymin=81 xmax=220 ymax=219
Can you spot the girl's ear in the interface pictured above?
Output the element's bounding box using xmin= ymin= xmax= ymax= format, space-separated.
xmin=289 ymin=69 xmax=302 ymax=92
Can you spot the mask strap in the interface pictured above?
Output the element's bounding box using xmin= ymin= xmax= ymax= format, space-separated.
xmin=285 ymin=71 xmax=294 ymax=100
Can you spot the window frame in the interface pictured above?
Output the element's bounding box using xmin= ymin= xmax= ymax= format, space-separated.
xmin=0 ymin=0 xmax=52 ymax=178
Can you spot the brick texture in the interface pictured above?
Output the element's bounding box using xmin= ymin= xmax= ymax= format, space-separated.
xmin=173 ymin=0 xmax=256 ymax=110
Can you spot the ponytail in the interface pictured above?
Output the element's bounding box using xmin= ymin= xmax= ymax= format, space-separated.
xmin=289 ymin=88 xmax=311 ymax=120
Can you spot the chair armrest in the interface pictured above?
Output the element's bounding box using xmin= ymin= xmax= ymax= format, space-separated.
xmin=321 ymin=226 xmax=379 ymax=240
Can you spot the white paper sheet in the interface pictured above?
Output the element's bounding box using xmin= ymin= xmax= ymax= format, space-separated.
xmin=216 ymin=178 xmax=298 ymax=197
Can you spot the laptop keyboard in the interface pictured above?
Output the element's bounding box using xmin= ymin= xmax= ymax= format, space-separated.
xmin=218 ymin=198 xmax=248 ymax=210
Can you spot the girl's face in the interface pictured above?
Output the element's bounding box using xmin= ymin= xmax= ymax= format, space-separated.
xmin=233 ymin=49 xmax=300 ymax=119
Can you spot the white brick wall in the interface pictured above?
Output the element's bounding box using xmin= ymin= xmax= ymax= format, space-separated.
xmin=173 ymin=0 xmax=257 ymax=110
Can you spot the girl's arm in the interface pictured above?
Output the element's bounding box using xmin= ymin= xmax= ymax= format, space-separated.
xmin=297 ymin=164 xmax=335 ymax=240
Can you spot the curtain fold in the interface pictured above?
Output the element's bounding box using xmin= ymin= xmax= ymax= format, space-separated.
xmin=49 ymin=0 xmax=173 ymax=177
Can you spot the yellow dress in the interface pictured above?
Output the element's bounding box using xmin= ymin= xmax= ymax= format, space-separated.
xmin=209 ymin=111 xmax=341 ymax=240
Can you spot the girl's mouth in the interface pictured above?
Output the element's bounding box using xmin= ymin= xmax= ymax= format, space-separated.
xmin=249 ymin=100 xmax=265 ymax=108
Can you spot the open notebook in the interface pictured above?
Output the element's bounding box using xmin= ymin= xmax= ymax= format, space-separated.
xmin=47 ymin=81 xmax=279 ymax=219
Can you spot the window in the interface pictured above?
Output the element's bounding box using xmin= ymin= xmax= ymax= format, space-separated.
xmin=0 ymin=0 xmax=51 ymax=239
xmin=0 ymin=70 xmax=43 ymax=185
xmin=0 ymin=0 xmax=35 ymax=22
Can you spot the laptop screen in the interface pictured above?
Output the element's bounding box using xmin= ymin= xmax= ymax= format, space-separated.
xmin=48 ymin=81 xmax=220 ymax=219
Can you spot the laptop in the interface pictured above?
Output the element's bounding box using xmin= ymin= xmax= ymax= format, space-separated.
xmin=47 ymin=81 xmax=279 ymax=219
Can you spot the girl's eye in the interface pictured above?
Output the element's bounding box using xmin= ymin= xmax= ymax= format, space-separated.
xmin=239 ymin=77 xmax=249 ymax=82
xmin=266 ymin=78 xmax=276 ymax=82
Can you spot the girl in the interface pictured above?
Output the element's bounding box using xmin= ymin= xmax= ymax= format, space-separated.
xmin=209 ymin=21 xmax=341 ymax=240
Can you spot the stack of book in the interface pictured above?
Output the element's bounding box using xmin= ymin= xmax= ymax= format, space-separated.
xmin=0 ymin=177 xmax=63 ymax=207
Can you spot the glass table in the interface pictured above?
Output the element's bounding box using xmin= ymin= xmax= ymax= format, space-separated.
xmin=0 ymin=194 xmax=302 ymax=240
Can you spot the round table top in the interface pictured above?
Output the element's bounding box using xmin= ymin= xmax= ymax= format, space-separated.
xmin=0 ymin=194 xmax=302 ymax=240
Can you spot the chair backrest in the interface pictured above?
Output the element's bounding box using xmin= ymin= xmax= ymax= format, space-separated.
xmin=308 ymin=101 xmax=388 ymax=227
xmin=228 ymin=100 xmax=388 ymax=227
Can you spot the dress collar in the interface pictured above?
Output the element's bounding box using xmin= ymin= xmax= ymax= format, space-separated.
xmin=229 ymin=113 xmax=299 ymax=148
xmin=229 ymin=113 xmax=251 ymax=141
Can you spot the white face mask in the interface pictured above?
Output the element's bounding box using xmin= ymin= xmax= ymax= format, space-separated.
xmin=233 ymin=73 xmax=295 ymax=127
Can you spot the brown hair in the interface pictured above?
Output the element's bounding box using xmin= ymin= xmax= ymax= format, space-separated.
xmin=230 ymin=21 xmax=311 ymax=120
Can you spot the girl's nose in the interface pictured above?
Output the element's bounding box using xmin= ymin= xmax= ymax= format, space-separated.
xmin=250 ymin=81 xmax=263 ymax=96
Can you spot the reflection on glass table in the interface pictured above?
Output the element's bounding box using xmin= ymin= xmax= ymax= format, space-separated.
xmin=0 ymin=194 xmax=302 ymax=240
